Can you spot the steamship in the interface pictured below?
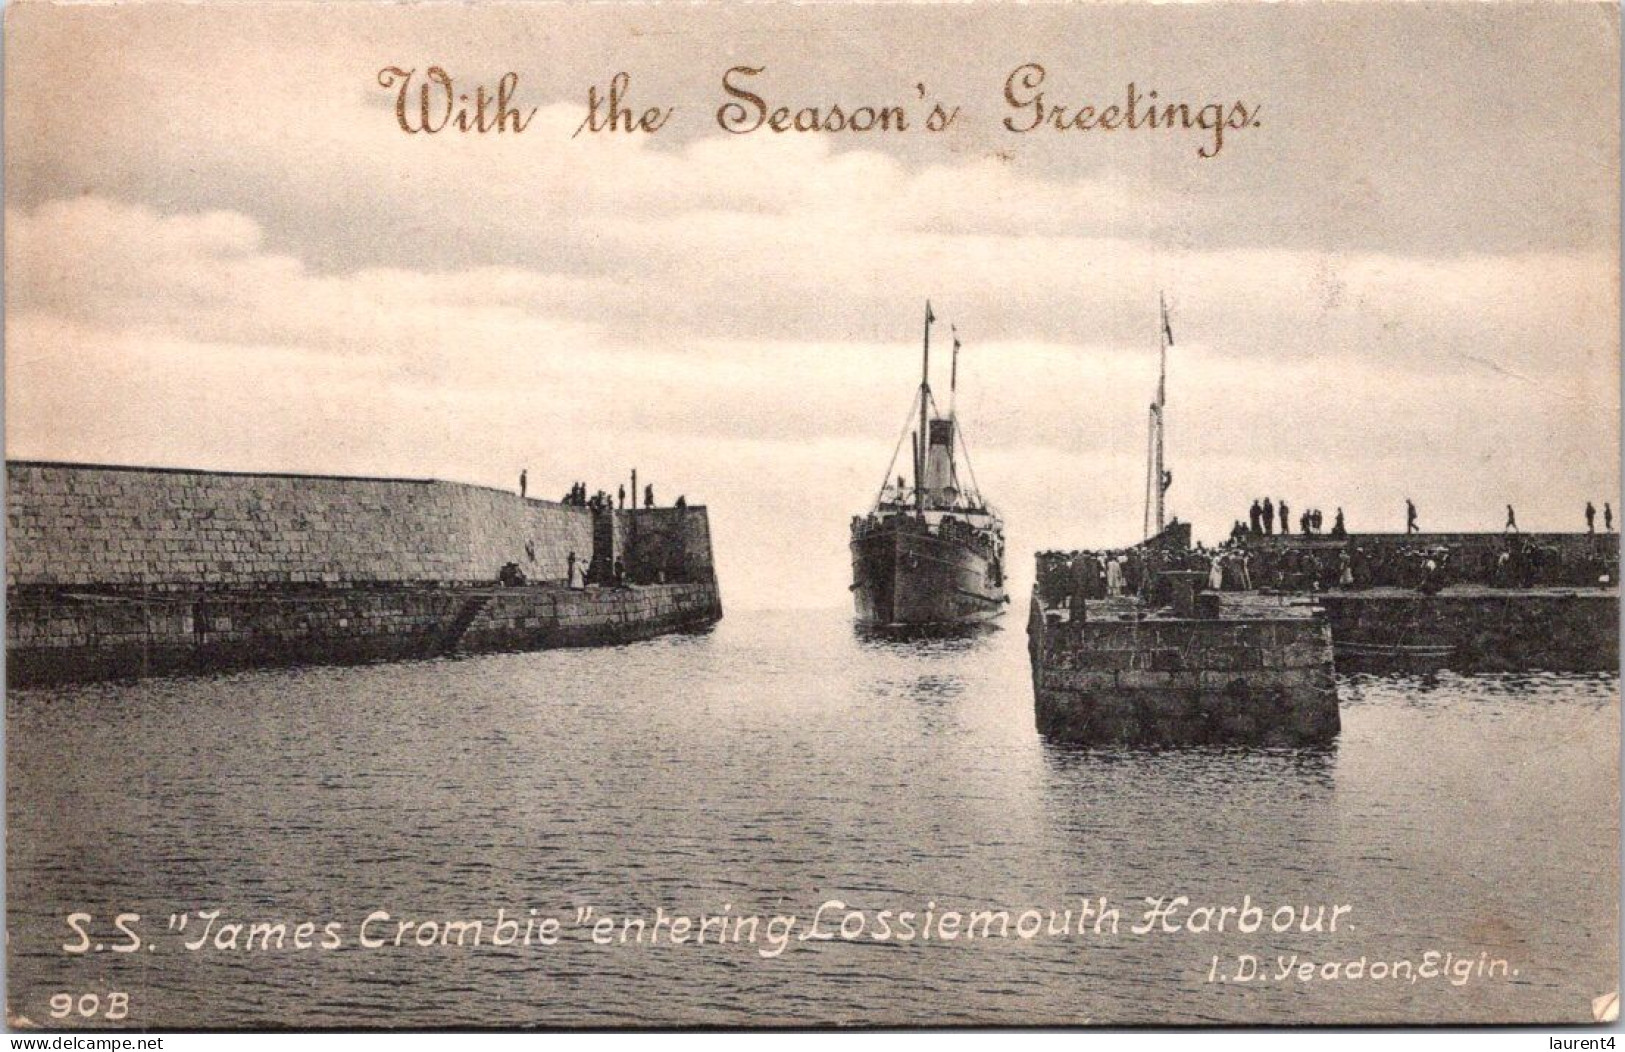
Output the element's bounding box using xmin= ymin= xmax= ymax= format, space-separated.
xmin=849 ymin=303 xmax=1008 ymax=626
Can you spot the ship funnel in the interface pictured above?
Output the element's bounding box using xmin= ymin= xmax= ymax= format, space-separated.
xmin=924 ymin=418 xmax=957 ymax=504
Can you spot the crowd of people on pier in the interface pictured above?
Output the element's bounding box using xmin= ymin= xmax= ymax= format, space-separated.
xmin=548 ymin=473 xmax=683 ymax=512
xmin=504 ymin=548 xmax=639 ymax=590
xmin=564 ymin=549 xmax=640 ymax=590
xmin=497 ymin=468 xmax=694 ymax=590
xmin=524 ymin=539 xmax=691 ymax=592
xmin=1227 ymin=495 xmax=1346 ymax=537
xmin=1250 ymin=535 xmax=1616 ymax=592
xmin=561 ymin=481 xmax=658 ymax=511
xmin=1232 ymin=498 xmax=1346 ymax=540
xmin=1230 ymin=497 xmax=1617 ymax=540
xmin=1036 ymin=544 xmax=1225 ymax=607
xmin=1040 ymin=513 xmax=1618 ymax=610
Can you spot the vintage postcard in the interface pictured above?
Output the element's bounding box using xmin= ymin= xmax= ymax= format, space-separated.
xmin=4 ymin=0 xmax=1619 ymax=1030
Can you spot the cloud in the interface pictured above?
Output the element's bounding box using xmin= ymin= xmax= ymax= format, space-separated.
xmin=6 ymin=189 xmax=1618 ymax=608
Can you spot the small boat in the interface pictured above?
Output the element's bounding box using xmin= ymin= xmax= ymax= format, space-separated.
xmin=1334 ymin=639 xmax=1457 ymax=664
xmin=849 ymin=303 xmax=1007 ymax=626
xmin=1334 ymin=640 xmax=1455 ymax=657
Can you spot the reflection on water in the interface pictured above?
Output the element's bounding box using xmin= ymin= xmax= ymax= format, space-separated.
xmin=1039 ymin=740 xmax=1338 ymax=783
xmin=6 ymin=609 xmax=1617 ymax=1027
xmin=852 ymin=620 xmax=1004 ymax=649
xmin=1345 ymin=669 xmax=1621 ymax=705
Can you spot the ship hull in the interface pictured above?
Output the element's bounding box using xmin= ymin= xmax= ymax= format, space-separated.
xmin=850 ymin=521 xmax=1007 ymax=626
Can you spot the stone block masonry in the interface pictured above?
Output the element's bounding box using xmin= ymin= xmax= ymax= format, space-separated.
xmin=1027 ymin=594 xmax=1340 ymax=746
xmin=7 ymin=461 xmax=596 ymax=591
xmin=7 ymin=582 xmax=723 ymax=687
xmin=1241 ymin=531 xmax=1618 ymax=590
xmin=1254 ymin=531 xmax=1615 ymax=563
xmin=617 ymin=506 xmax=717 ymax=584
xmin=1319 ymin=589 xmax=1618 ymax=672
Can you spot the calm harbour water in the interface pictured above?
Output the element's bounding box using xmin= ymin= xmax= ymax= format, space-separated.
xmin=7 ymin=608 xmax=1618 ymax=1028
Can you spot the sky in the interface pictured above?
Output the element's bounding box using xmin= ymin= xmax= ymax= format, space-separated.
xmin=5 ymin=1 xmax=1619 ymax=609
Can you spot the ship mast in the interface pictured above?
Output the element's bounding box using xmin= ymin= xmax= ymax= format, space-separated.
xmin=917 ymin=300 xmax=934 ymax=518
xmin=948 ymin=325 xmax=963 ymax=504
xmin=1144 ymin=293 xmax=1172 ymax=540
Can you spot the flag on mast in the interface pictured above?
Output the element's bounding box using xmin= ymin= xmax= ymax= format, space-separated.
xmin=1161 ymin=296 xmax=1174 ymax=346
xmin=926 ymin=300 xmax=935 ymax=326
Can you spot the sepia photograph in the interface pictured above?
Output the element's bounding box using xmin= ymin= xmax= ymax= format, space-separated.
xmin=3 ymin=0 xmax=1619 ymax=1031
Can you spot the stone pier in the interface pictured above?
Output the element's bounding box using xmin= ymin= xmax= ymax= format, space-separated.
xmin=1027 ymin=589 xmax=1340 ymax=746
xmin=1319 ymin=587 xmax=1618 ymax=671
xmin=5 ymin=461 xmax=723 ymax=686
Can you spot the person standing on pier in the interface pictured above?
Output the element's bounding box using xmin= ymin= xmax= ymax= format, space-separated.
xmin=567 ymin=551 xmax=584 ymax=590
xmin=1332 ymin=507 xmax=1347 ymax=537
xmin=619 ymin=484 xmax=626 ymax=509
xmin=1249 ymin=499 xmax=1262 ymax=535
xmin=519 ymin=469 xmax=528 ymax=499
xmin=1105 ymin=555 xmax=1125 ymax=597
xmin=1406 ymin=498 xmax=1419 ymax=534
xmin=644 ymin=483 xmax=655 ymax=509
xmin=1420 ymin=553 xmax=1443 ymax=594
xmin=1586 ymin=501 xmax=1597 ymax=533
xmin=1262 ymin=497 xmax=1276 ymax=535
xmin=1607 ymin=503 xmax=1615 ymax=532
xmin=1505 ymin=504 xmax=1519 ymax=533
xmin=1068 ymin=554 xmax=1092 ymax=620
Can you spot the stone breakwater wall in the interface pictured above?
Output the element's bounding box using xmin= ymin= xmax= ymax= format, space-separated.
xmin=609 ymin=506 xmax=717 ymax=585
xmin=5 ymin=461 xmax=723 ymax=685
xmin=8 ymin=582 xmax=722 ymax=687
xmin=6 ymin=461 xmax=598 ymax=590
xmin=1319 ymin=590 xmax=1619 ymax=672
xmin=1251 ymin=531 xmax=1615 ymax=561
xmin=1241 ymin=531 xmax=1618 ymax=589
xmin=1027 ymin=598 xmax=1340 ymax=746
